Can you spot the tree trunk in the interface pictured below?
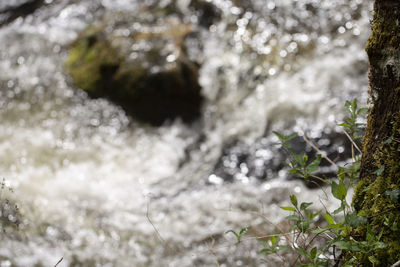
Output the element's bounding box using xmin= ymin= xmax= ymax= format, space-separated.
xmin=352 ymin=0 xmax=400 ymax=265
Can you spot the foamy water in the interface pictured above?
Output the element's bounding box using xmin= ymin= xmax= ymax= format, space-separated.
xmin=0 ymin=0 xmax=370 ymax=266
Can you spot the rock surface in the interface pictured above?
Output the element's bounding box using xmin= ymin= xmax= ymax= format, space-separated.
xmin=66 ymin=16 xmax=203 ymax=126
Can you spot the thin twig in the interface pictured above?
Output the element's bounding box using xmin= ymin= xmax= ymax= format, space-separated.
xmin=300 ymin=131 xmax=338 ymax=169
xmin=54 ymin=257 xmax=63 ymax=267
xmin=207 ymin=237 xmax=220 ymax=267
xmin=341 ymin=128 xmax=362 ymax=154
xmin=146 ymin=200 xmax=179 ymax=255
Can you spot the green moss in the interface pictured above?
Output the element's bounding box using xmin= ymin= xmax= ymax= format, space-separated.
xmin=351 ymin=115 xmax=400 ymax=265
xmin=365 ymin=2 xmax=400 ymax=54
xmin=65 ymin=35 xmax=120 ymax=95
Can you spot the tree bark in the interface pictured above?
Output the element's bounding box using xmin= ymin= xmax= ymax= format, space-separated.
xmin=352 ymin=0 xmax=400 ymax=265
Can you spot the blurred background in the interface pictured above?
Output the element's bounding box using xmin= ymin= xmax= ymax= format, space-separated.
xmin=0 ymin=0 xmax=371 ymax=266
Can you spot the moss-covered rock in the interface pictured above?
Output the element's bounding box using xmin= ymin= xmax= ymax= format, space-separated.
xmin=66 ymin=19 xmax=203 ymax=126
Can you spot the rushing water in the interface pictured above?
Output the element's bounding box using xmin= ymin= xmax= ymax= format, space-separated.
xmin=0 ymin=0 xmax=371 ymax=266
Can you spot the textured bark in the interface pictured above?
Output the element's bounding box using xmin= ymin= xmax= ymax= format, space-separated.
xmin=351 ymin=0 xmax=400 ymax=265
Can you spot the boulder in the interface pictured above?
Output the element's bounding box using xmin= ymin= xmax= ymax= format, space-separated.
xmin=66 ymin=19 xmax=203 ymax=126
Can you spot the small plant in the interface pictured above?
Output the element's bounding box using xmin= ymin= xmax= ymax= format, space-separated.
xmin=225 ymin=226 xmax=251 ymax=243
xmin=261 ymin=99 xmax=391 ymax=266
xmin=227 ymin=99 xmax=394 ymax=266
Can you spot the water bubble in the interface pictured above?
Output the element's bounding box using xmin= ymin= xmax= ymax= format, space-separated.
xmin=338 ymin=26 xmax=346 ymax=34
xmin=166 ymin=54 xmax=176 ymax=63
xmin=264 ymin=183 xmax=271 ymax=190
xmin=90 ymin=118 xmax=100 ymax=126
xmin=353 ymin=28 xmax=360 ymax=36
xmin=345 ymin=21 xmax=353 ymax=29
xmin=284 ymin=64 xmax=291 ymax=71
xmin=236 ymin=18 xmax=248 ymax=27
xmin=319 ymin=36 xmax=329 ymax=45
xmin=20 ymin=157 xmax=27 ymax=165
xmin=294 ymin=186 xmax=301 ymax=193
xmin=267 ymin=2 xmax=276 ymax=10
xmin=288 ymin=42 xmax=298 ymax=52
xmin=279 ymin=50 xmax=287 ymax=57
xmin=17 ymin=56 xmax=25 ymax=65
xmin=53 ymin=45 xmax=61 ymax=53
xmin=268 ymin=68 xmax=276 ymax=76
xmin=7 ymin=80 xmax=14 ymax=88
xmin=230 ymin=7 xmax=242 ymax=15
xmin=208 ymin=174 xmax=223 ymax=185
xmin=244 ymin=12 xmax=253 ymax=19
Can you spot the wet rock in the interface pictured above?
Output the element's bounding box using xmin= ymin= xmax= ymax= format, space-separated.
xmin=211 ymin=129 xmax=359 ymax=188
xmin=0 ymin=0 xmax=45 ymax=27
xmin=66 ymin=19 xmax=203 ymax=126
xmin=212 ymin=138 xmax=286 ymax=183
xmin=189 ymin=0 xmax=221 ymax=28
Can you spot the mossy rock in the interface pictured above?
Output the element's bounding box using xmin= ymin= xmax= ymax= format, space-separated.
xmin=66 ymin=22 xmax=203 ymax=126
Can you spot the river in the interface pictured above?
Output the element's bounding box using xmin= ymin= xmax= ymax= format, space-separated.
xmin=0 ymin=0 xmax=370 ymax=266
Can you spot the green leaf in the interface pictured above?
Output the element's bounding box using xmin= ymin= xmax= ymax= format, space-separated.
xmin=225 ymin=230 xmax=239 ymax=240
xmin=333 ymin=203 xmax=345 ymax=215
xmin=331 ymin=180 xmax=347 ymax=201
xmin=270 ymin=235 xmax=279 ymax=245
xmin=272 ymin=131 xmax=284 ymax=140
xmin=384 ymin=136 xmax=393 ymax=144
xmin=310 ymin=247 xmax=317 ymax=260
xmin=280 ymin=206 xmax=296 ymax=212
xmin=297 ymin=220 xmax=310 ymax=232
xmin=239 ymin=226 xmax=251 ymax=236
xmin=368 ymin=256 xmax=378 ymax=264
xmin=345 ymin=100 xmax=351 ymax=110
xmin=290 ymin=194 xmax=298 ymax=207
xmin=311 ymin=228 xmax=329 ymax=234
xmin=276 ymin=245 xmax=290 ymax=251
xmin=374 ymin=165 xmax=385 ymax=176
xmin=324 ymin=213 xmax=335 ymax=224
xmin=259 ymin=248 xmax=274 ymax=255
xmin=357 ymin=108 xmax=368 ymax=115
xmin=338 ymin=122 xmax=351 ymax=128
xmin=333 ymin=240 xmax=356 ymax=251
xmin=295 ymin=247 xmax=309 ymax=259
xmin=373 ymin=242 xmax=387 ymax=249
xmin=384 ymin=189 xmax=400 ymax=202
xmin=293 ymin=153 xmax=306 ymax=166
xmin=300 ymin=202 xmax=313 ymax=211
xmin=309 ymin=210 xmax=321 ymax=220
xmin=287 ymin=133 xmax=298 ymax=141
xmin=346 ymin=212 xmax=367 ymax=227
xmin=285 ymin=215 xmax=300 ymax=221
xmin=306 ymin=154 xmax=322 ymax=173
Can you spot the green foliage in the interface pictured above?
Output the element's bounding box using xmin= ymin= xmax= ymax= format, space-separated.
xmin=338 ymin=98 xmax=367 ymax=140
xmin=225 ymin=226 xmax=251 ymax=243
xmin=229 ymin=99 xmax=397 ymax=266
xmin=384 ymin=189 xmax=400 ymax=203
